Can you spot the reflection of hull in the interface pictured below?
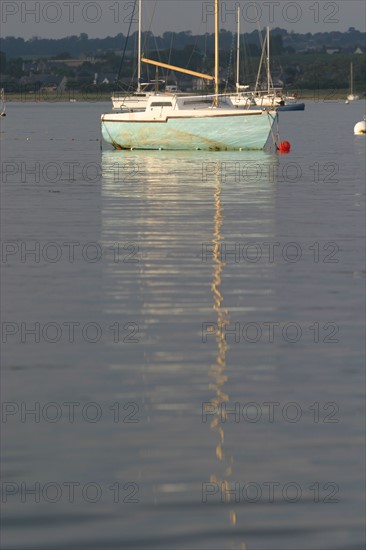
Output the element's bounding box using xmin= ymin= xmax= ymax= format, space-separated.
xmin=277 ymin=103 xmax=305 ymax=111
xmin=101 ymin=109 xmax=276 ymax=151
xmin=0 ymin=88 xmax=5 ymax=116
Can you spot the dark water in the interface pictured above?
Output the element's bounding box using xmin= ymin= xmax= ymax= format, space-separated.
xmin=1 ymin=101 xmax=365 ymax=549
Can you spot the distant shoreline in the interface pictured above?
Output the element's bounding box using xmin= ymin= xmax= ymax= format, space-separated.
xmin=3 ymin=89 xmax=364 ymax=103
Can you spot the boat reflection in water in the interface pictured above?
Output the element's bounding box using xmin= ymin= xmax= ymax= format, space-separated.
xmin=206 ymin=169 xmax=245 ymax=550
xmin=100 ymin=149 xmax=278 ymax=549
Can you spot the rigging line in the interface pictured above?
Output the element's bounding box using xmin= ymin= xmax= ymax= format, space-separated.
xmin=186 ymin=44 xmax=198 ymax=73
xmin=236 ymin=20 xmax=256 ymax=88
xmin=186 ymin=18 xmax=205 ymax=70
xmin=256 ymin=20 xmax=264 ymax=50
xmin=141 ymin=1 xmax=159 ymax=83
xmin=168 ymin=32 xmax=174 ymax=66
xmin=116 ymin=0 xmax=138 ymax=83
xmin=255 ymin=22 xmax=269 ymax=90
xmin=146 ymin=3 xmax=206 ymax=83
xmin=142 ymin=0 xmax=158 ymax=53
xmin=225 ymin=33 xmax=236 ymax=92
xmin=258 ymin=25 xmax=274 ymax=91
xmin=255 ymin=34 xmax=267 ymax=92
xmin=241 ymin=32 xmax=253 ymax=87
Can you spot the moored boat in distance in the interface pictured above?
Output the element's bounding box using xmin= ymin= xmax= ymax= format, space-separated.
xmin=228 ymin=8 xmax=256 ymax=109
xmin=226 ymin=18 xmax=300 ymax=112
xmin=277 ymin=102 xmax=305 ymax=112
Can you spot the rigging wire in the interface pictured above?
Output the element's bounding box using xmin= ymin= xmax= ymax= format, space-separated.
xmin=142 ymin=0 xmax=159 ymax=81
xmin=116 ymin=0 xmax=138 ymax=85
xmin=224 ymin=33 xmax=236 ymax=92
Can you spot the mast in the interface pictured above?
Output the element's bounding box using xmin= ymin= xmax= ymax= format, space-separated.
xmin=236 ymin=5 xmax=240 ymax=93
xmin=137 ymin=0 xmax=142 ymax=92
xmin=350 ymin=62 xmax=353 ymax=95
xmin=214 ymin=0 xmax=219 ymax=106
xmin=254 ymin=33 xmax=266 ymax=92
xmin=266 ymin=26 xmax=270 ymax=95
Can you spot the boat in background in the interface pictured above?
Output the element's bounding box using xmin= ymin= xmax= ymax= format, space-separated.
xmin=277 ymin=102 xmax=305 ymax=112
xmin=251 ymin=28 xmax=305 ymax=111
xmin=228 ymin=22 xmax=281 ymax=108
xmin=101 ymin=0 xmax=277 ymax=151
xmin=228 ymin=6 xmax=256 ymax=108
xmin=253 ymin=28 xmax=282 ymax=108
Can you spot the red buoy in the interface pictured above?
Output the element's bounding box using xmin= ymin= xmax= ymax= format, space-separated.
xmin=278 ymin=141 xmax=291 ymax=153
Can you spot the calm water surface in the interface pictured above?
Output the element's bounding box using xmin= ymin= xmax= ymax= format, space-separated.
xmin=1 ymin=101 xmax=365 ymax=549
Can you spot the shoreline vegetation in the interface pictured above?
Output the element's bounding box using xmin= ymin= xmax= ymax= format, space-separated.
xmin=3 ymin=89 xmax=365 ymax=103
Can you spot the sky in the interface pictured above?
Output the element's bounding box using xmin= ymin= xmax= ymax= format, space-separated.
xmin=1 ymin=0 xmax=365 ymax=39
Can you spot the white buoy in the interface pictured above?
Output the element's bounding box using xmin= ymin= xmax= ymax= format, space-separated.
xmin=345 ymin=100 xmax=349 ymax=105
xmin=354 ymin=117 xmax=366 ymax=135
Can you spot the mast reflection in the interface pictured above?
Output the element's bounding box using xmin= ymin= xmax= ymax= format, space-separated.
xmin=208 ymin=171 xmax=246 ymax=549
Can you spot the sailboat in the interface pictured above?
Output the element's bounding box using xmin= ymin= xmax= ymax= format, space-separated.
xmin=347 ymin=62 xmax=359 ymax=101
xmin=111 ymin=0 xmax=164 ymax=111
xmin=101 ymin=0 xmax=276 ymax=151
xmin=227 ymin=17 xmax=284 ymax=109
xmin=229 ymin=22 xmax=300 ymax=111
xmin=0 ymin=88 xmax=6 ymax=117
xmin=251 ymin=28 xmax=304 ymax=111
xmin=253 ymin=27 xmax=281 ymax=108
xmin=228 ymin=6 xmax=255 ymax=108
